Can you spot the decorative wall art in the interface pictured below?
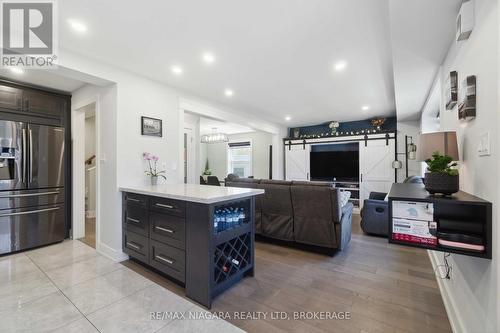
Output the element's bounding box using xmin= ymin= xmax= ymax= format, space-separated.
xmin=458 ymin=75 xmax=476 ymax=121
xmin=446 ymin=71 xmax=458 ymax=110
xmin=141 ymin=116 xmax=163 ymax=137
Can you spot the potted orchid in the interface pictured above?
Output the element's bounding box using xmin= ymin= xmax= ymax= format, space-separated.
xmin=143 ymin=152 xmax=166 ymax=185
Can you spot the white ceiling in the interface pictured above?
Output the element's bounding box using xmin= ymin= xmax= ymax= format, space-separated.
xmin=200 ymin=118 xmax=254 ymax=136
xmin=0 ymin=68 xmax=86 ymax=92
xmin=389 ymin=0 xmax=461 ymax=121
xmin=6 ymin=0 xmax=459 ymax=126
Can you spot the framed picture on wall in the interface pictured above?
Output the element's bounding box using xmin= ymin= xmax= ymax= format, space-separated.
xmin=141 ymin=116 xmax=162 ymax=137
xmin=445 ymin=71 xmax=458 ymax=110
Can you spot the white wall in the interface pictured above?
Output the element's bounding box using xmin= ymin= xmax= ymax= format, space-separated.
xmin=396 ymin=120 xmax=421 ymax=182
xmin=427 ymin=1 xmax=499 ymax=332
xmin=203 ymin=131 xmax=273 ymax=180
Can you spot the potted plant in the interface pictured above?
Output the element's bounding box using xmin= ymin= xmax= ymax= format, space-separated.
xmin=424 ymin=152 xmax=459 ymax=195
xmin=143 ymin=152 xmax=166 ymax=185
xmin=203 ymin=159 xmax=212 ymax=176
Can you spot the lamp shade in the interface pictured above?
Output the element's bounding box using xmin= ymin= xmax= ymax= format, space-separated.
xmin=416 ymin=131 xmax=459 ymax=161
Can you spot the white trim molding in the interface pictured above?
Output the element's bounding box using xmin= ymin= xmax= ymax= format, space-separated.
xmin=97 ymin=242 xmax=129 ymax=262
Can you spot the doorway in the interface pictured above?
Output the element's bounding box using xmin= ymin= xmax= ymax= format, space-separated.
xmin=73 ymin=102 xmax=97 ymax=248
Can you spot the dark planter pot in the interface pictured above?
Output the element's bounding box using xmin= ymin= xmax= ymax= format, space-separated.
xmin=424 ymin=172 xmax=459 ymax=195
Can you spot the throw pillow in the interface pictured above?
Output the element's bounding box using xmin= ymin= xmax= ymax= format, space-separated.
xmin=339 ymin=191 xmax=351 ymax=207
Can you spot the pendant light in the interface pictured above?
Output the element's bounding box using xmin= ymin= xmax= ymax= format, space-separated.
xmin=201 ymin=127 xmax=229 ymax=144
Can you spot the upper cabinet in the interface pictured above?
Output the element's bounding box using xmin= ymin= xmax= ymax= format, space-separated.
xmin=0 ymin=85 xmax=23 ymax=111
xmin=0 ymin=82 xmax=68 ymax=120
xmin=24 ymin=90 xmax=66 ymax=118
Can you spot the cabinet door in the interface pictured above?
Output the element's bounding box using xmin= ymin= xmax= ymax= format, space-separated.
xmin=0 ymin=85 xmax=23 ymax=111
xmin=359 ymin=139 xmax=395 ymax=206
xmin=25 ymin=90 xmax=66 ymax=118
xmin=285 ymin=144 xmax=310 ymax=181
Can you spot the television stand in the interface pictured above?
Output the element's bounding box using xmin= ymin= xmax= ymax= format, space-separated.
xmin=332 ymin=180 xmax=360 ymax=212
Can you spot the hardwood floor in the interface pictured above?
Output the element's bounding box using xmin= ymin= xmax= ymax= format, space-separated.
xmin=78 ymin=217 xmax=96 ymax=249
xmin=122 ymin=214 xmax=451 ymax=333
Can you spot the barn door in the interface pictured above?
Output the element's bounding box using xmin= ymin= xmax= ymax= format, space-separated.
xmin=285 ymin=144 xmax=310 ymax=181
xmin=359 ymin=139 xmax=395 ymax=206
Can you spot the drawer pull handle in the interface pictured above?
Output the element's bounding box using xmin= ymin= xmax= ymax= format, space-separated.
xmin=127 ymin=217 xmax=141 ymax=224
xmin=155 ymin=255 xmax=173 ymax=265
xmin=126 ymin=242 xmax=141 ymax=250
xmin=155 ymin=203 xmax=174 ymax=209
xmin=127 ymin=198 xmax=141 ymax=203
xmin=155 ymin=226 xmax=174 ymax=233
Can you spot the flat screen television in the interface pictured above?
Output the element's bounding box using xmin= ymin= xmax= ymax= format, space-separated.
xmin=310 ymin=143 xmax=359 ymax=182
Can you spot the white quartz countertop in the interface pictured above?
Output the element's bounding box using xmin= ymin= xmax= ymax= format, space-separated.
xmin=119 ymin=183 xmax=264 ymax=204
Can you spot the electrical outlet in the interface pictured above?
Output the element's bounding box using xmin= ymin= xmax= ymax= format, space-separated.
xmin=478 ymin=132 xmax=491 ymax=156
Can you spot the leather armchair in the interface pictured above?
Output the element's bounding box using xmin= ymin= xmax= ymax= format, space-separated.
xmin=360 ymin=176 xmax=423 ymax=237
xmin=360 ymin=192 xmax=389 ymax=236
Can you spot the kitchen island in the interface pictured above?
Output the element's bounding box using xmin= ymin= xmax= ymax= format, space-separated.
xmin=119 ymin=183 xmax=264 ymax=308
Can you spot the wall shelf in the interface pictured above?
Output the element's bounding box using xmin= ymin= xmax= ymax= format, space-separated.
xmin=388 ymin=183 xmax=492 ymax=259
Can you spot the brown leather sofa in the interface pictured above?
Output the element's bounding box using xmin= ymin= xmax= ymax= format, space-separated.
xmin=225 ymin=176 xmax=352 ymax=252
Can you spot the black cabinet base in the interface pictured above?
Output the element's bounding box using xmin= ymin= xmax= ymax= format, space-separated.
xmin=122 ymin=192 xmax=256 ymax=309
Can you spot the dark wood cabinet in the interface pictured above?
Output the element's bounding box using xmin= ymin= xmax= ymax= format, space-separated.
xmin=150 ymin=212 xmax=186 ymax=250
xmin=24 ymin=90 xmax=66 ymax=118
xmin=122 ymin=191 xmax=256 ymax=309
xmin=150 ymin=239 xmax=186 ymax=283
xmin=0 ymin=85 xmax=23 ymax=111
xmin=122 ymin=192 xmax=187 ymax=281
xmin=123 ymin=230 xmax=149 ymax=264
xmin=388 ymin=183 xmax=492 ymax=259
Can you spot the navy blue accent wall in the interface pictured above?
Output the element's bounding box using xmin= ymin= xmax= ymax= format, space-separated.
xmin=310 ymin=142 xmax=359 ymax=152
xmin=288 ymin=117 xmax=397 ymax=139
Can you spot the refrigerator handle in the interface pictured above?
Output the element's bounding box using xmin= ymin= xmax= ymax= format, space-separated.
xmin=29 ymin=128 xmax=33 ymax=183
xmin=22 ymin=128 xmax=27 ymax=184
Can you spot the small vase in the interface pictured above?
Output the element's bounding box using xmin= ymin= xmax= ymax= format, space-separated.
xmin=151 ymin=176 xmax=158 ymax=186
xmin=424 ymin=172 xmax=459 ymax=195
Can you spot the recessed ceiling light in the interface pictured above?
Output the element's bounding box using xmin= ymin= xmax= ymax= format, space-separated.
xmin=361 ymin=105 xmax=370 ymax=111
xmin=202 ymin=52 xmax=215 ymax=64
xmin=171 ymin=66 xmax=183 ymax=75
xmin=68 ymin=19 xmax=87 ymax=33
xmin=334 ymin=60 xmax=347 ymax=72
xmin=9 ymin=67 xmax=24 ymax=74
xmin=285 ymin=116 xmax=291 ymax=121
xmin=224 ymin=89 xmax=234 ymax=97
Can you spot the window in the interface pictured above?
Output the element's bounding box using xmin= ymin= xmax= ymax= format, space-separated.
xmin=227 ymin=141 xmax=252 ymax=177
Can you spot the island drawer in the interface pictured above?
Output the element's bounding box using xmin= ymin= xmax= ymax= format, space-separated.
xmin=150 ymin=240 xmax=185 ymax=283
xmin=150 ymin=212 xmax=185 ymax=250
xmin=123 ymin=231 xmax=149 ymax=264
xmin=124 ymin=204 xmax=149 ymax=236
xmin=150 ymin=197 xmax=186 ymax=218
xmin=124 ymin=192 xmax=149 ymax=208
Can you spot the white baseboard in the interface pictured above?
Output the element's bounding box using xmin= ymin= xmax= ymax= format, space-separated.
xmin=428 ymin=250 xmax=465 ymax=333
xmin=97 ymin=241 xmax=129 ymax=262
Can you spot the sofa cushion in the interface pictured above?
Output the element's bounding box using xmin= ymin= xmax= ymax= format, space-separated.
xmin=339 ymin=191 xmax=351 ymax=207
xmin=291 ymin=181 xmax=333 ymax=187
xmin=260 ymin=179 xmax=292 ymax=186
xmin=232 ymin=177 xmax=261 ymax=184
xmin=258 ymin=181 xmax=294 ymax=241
xmin=291 ymin=186 xmax=338 ymax=247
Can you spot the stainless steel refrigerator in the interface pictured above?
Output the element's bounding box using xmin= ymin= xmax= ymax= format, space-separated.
xmin=0 ymin=120 xmax=65 ymax=255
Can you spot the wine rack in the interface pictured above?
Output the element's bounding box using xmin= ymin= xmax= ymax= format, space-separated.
xmin=214 ymin=232 xmax=251 ymax=285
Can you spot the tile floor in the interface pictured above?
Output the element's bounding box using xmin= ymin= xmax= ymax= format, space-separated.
xmin=0 ymin=240 xmax=243 ymax=333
